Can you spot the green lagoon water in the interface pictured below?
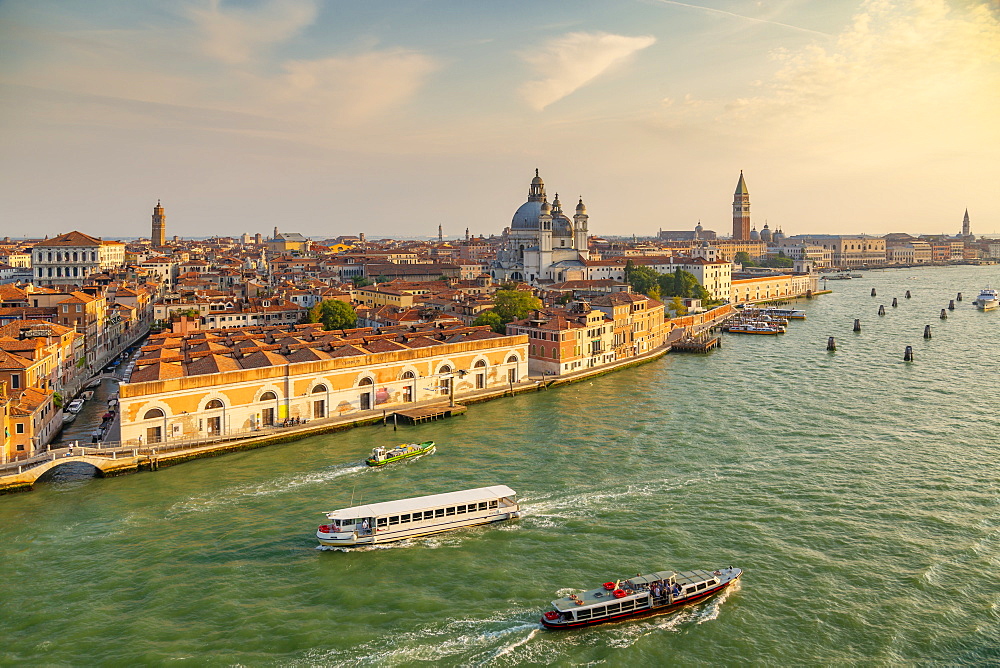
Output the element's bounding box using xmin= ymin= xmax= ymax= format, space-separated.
xmin=2 ymin=266 xmax=999 ymax=665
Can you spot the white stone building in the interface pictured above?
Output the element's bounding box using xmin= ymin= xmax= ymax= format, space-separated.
xmin=31 ymin=231 xmax=126 ymax=285
xmin=493 ymin=171 xmax=590 ymax=284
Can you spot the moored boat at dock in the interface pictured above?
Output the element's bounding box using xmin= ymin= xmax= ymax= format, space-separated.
xmin=725 ymin=323 xmax=785 ymax=335
xmin=316 ymin=485 xmax=520 ymax=547
xmin=540 ymin=567 xmax=742 ymax=630
xmin=366 ymin=441 xmax=435 ymax=467
xmin=761 ymin=308 xmax=806 ymax=319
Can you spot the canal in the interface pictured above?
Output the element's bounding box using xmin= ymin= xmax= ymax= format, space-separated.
xmin=1 ymin=265 xmax=997 ymax=665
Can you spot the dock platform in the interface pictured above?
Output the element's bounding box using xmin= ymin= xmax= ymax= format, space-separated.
xmin=394 ymin=404 xmax=468 ymax=424
xmin=670 ymin=336 xmax=720 ymax=353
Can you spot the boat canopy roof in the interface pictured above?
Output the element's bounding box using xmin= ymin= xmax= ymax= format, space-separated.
xmin=324 ymin=485 xmax=516 ymax=520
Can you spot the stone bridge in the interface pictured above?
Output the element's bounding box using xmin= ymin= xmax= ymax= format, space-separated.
xmin=0 ymin=449 xmax=150 ymax=494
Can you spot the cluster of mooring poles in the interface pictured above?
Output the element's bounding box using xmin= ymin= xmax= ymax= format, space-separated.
xmin=830 ymin=290 xmax=964 ymax=361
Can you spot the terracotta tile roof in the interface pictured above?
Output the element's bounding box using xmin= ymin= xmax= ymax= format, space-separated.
xmin=186 ymin=354 xmax=242 ymax=376
xmin=34 ymin=230 xmax=104 ymax=247
xmin=130 ymin=361 xmax=186 ymax=383
xmin=327 ymin=344 xmax=369 ymax=358
xmin=0 ymin=348 xmax=32 ymax=369
xmin=398 ymin=336 xmax=442 ymax=349
xmin=239 ymin=350 xmax=288 ymax=369
xmin=285 ymin=347 xmax=333 ymax=363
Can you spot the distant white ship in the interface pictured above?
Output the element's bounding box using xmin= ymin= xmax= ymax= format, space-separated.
xmin=974 ymin=286 xmax=999 ymax=311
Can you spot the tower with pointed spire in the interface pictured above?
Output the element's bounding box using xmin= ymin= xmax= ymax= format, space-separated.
xmin=962 ymin=209 xmax=970 ymax=237
xmin=732 ymin=171 xmax=750 ymax=240
xmin=151 ymin=200 xmax=166 ymax=246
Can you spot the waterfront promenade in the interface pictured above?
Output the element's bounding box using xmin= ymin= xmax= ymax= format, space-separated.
xmin=0 ymin=304 xmax=743 ymax=493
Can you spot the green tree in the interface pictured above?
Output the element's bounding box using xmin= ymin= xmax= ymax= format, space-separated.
xmin=734 ymin=251 xmax=756 ymax=267
xmin=557 ymin=292 xmax=573 ymax=305
xmin=492 ymin=290 xmax=542 ymax=324
xmin=352 ymin=276 xmax=373 ymax=287
xmin=307 ymin=299 xmax=358 ymax=330
xmin=669 ymin=296 xmax=688 ymax=317
xmin=472 ymin=311 xmax=505 ymax=333
xmin=762 ymin=252 xmax=794 ymax=268
xmin=626 ymin=265 xmax=661 ymax=297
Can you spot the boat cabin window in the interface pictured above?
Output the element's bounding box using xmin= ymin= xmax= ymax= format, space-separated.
xmin=389 ymin=516 xmax=399 ymax=525
xmin=457 ymin=505 xmax=466 ymax=514
xmin=435 ymin=508 xmax=444 ymax=518
xmin=401 ymin=513 xmax=411 ymax=523
xmin=446 ymin=507 xmax=456 ymax=516
xmin=377 ymin=518 xmax=387 ymax=528
xmin=423 ymin=511 xmax=434 ymax=520
xmin=478 ymin=502 xmax=487 ymax=511
xmin=489 ymin=500 xmax=498 ymax=509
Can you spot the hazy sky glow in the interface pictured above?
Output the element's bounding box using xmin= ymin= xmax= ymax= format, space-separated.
xmin=1 ymin=0 xmax=998 ymax=239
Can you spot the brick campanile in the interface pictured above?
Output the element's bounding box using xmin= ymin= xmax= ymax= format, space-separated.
xmin=732 ymin=171 xmax=750 ymax=240
xmin=151 ymin=200 xmax=166 ymax=246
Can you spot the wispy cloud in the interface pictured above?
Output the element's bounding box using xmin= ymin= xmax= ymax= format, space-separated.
xmin=520 ymin=32 xmax=656 ymax=111
xmin=652 ymin=0 xmax=831 ymax=37
xmin=279 ymin=49 xmax=439 ymax=124
xmin=657 ymin=0 xmax=1000 ymax=156
xmin=188 ymin=0 xmax=318 ymax=64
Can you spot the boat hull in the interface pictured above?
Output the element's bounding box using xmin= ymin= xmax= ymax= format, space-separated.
xmin=366 ymin=443 xmax=435 ymax=467
xmin=540 ymin=577 xmax=738 ymax=630
xmin=317 ymin=512 xmax=518 ymax=547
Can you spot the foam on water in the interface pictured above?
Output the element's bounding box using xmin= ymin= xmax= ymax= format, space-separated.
xmin=167 ymin=461 xmax=367 ymax=516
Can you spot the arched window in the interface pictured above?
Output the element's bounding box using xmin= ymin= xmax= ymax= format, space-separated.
xmin=400 ymin=370 xmax=415 ymax=402
xmin=506 ymin=355 xmax=518 ymax=364
xmin=312 ymin=384 xmax=328 ymax=394
xmin=143 ymin=408 xmax=164 ymax=420
xmin=474 ymin=359 xmax=487 ymax=389
xmin=259 ymin=391 xmax=276 ymax=401
xmin=438 ymin=365 xmax=452 ymax=396
xmin=358 ymin=377 xmax=373 ymax=387
xmin=206 ymin=399 xmax=224 ymax=409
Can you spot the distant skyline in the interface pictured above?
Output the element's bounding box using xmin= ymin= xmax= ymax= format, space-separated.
xmin=1 ymin=1 xmax=998 ymax=239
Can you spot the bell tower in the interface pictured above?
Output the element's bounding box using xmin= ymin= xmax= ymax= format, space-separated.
xmin=732 ymin=171 xmax=750 ymax=240
xmin=574 ymin=197 xmax=589 ymax=254
xmin=151 ymin=200 xmax=166 ymax=246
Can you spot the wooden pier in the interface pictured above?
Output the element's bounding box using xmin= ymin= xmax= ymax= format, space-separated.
xmin=670 ymin=336 xmax=720 ymax=353
xmin=394 ymin=403 xmax=468 ymax=424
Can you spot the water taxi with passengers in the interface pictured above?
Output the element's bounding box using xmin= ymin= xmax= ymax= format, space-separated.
xmin=540 ymin=567 xmax=742 ymax=629
xmin=366 ymin=441 xmax=435 ymax=467
xmin=316 ymin=485 xmax=520 ymax=547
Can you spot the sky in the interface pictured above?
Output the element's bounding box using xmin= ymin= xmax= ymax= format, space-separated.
xmin=1 ymin=0 xmax=998 ymax=240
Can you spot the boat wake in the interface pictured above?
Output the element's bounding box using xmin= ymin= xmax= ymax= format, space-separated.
xmin=522 ymin=476 xmax=703 ymax=521
xmin=290 ymin=608 xmax=542 ymax=666
xmin=167 ymin=462 xmax=367 ymax=516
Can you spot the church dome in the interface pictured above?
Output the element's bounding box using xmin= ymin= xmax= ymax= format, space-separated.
xmin=512 ymin=200 xmax=544 ymax=229
xmin=750 ymin=227 xmax=760 ymax=241
xmin=512 ymin=170 xmax=548 ymax=230
xmin=552 ymin=214 xmax=573 ymax=237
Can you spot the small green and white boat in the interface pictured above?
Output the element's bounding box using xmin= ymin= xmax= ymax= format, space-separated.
xmin=366 ymin=441 xmax=436 ymax=467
